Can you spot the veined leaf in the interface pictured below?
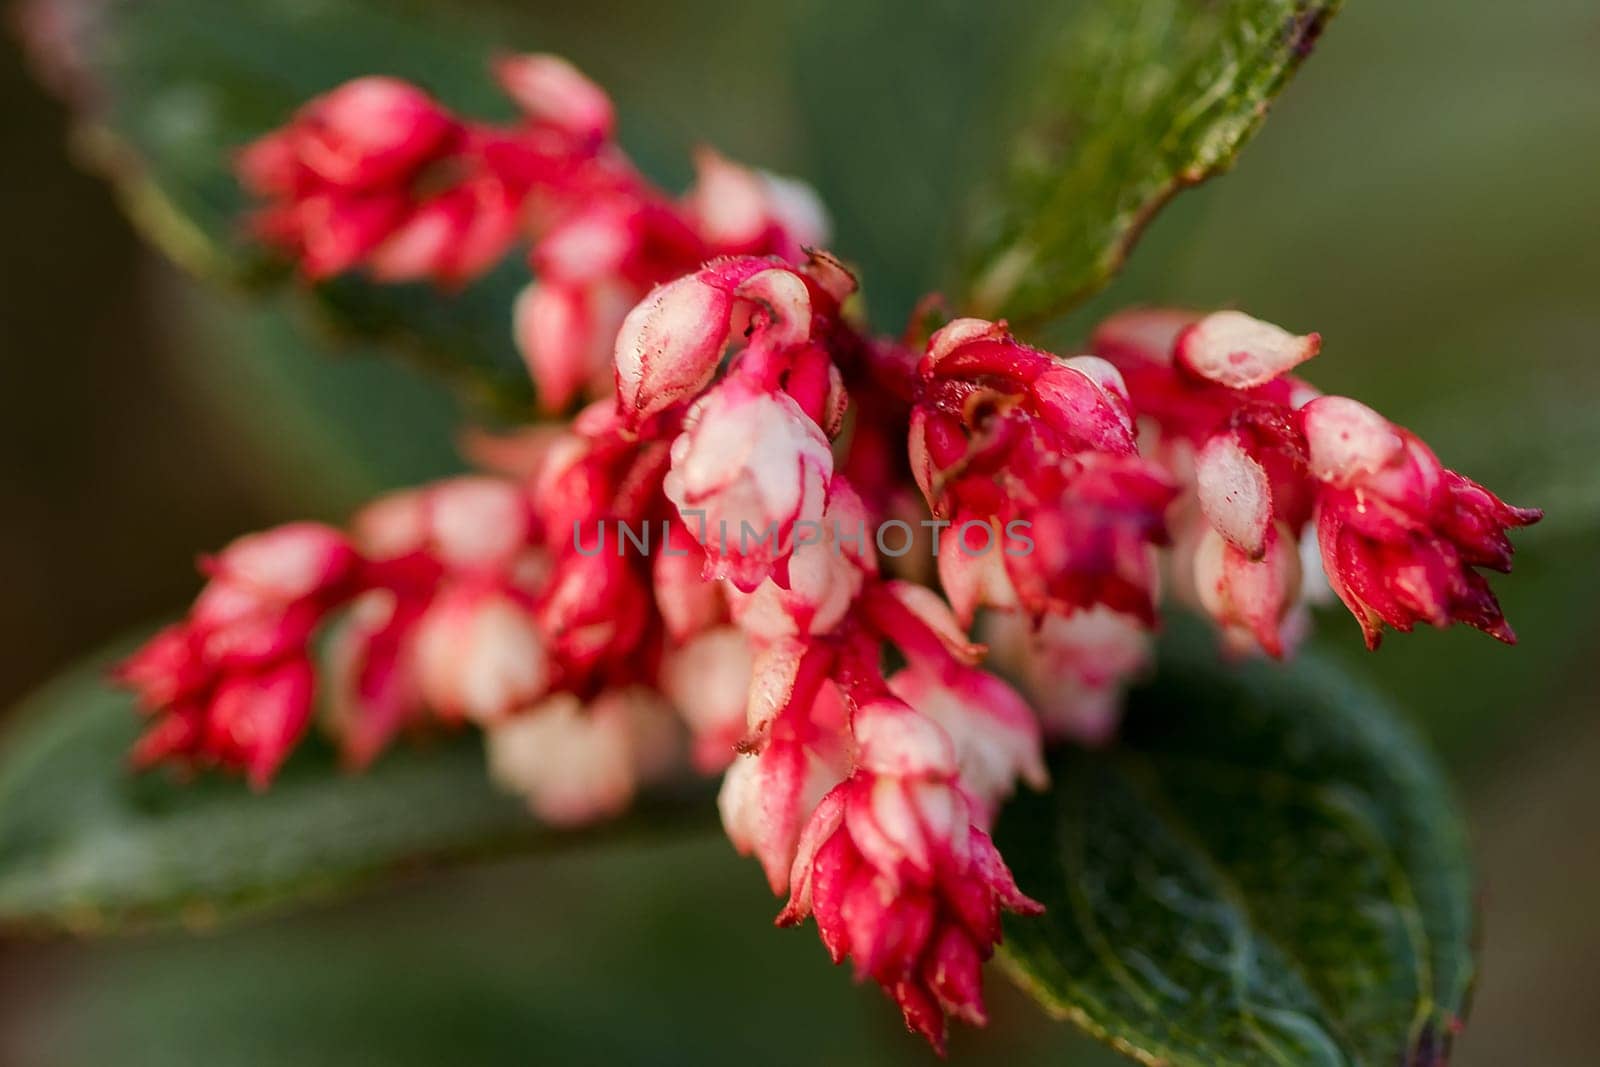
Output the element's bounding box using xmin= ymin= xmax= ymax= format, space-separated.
xmin=997 ymin=628 xmax=1473 ymax=1066
xmin=962 ymin=0 xmax=1342 ymax=324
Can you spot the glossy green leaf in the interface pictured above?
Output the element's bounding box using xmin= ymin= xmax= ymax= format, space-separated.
xmin=0 ymin=642 xmax=710 ymax=933
xmin=63 ymin=0 xmax=536 ymax=413
xmin=962 ymin=0 xmax=1342 ymax=324
xmin=997 ymin=629 xmax=1473 ymax=1066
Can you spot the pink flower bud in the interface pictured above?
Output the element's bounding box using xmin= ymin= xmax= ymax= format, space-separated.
xmin=116 ymin=624 xmax=206 ymax=709
xmin=413 ymin=584 xmax=548 ymax=723
xmin=186 ymin=580 xmax=311 ymax=668
xmin=515 ymin=281 xmax=588 ymax=412
xmin=201 ymin=659 xmax=316 ymax=790
xmin=354 ymin=477 xmax=532 ymax=573
xmin=486 ymin=689 xmax=668 ymax=826
xmin=652 ymin=521 xmax=728 ymax=642
xmin=665 ymin=377 xmax=833 ymax=592
xmin=493 ymin=54 xmax=615 ymax=140
xmin=1029 ymin=358 xmax=1138 ymax=454
xmin=288 ymin=77 xmax=457 ymax=189
xmin=1195 ymin=431 xmax=1273 ymax=557
xmin=535 ymin=204 xmax=635 ymax=283
xmin=429 ymin=478 xmax=535 ymax=571
xmin=728 ymin=483 xmax=873 ymax=640
xmin=234 ymin=129 xmax=298 ymax=198
xmin=914 ymin=322 xmax=1176 ymax=624
xmin=851 ymin=697 xmax=958 ymax=780
xmin=868 ymin=579 xmax=984 ymax=666
xmin=369 ymin=161 xmax=527 ymax=284
xmin=687 ymin=148 xmax=779 ymax=252
xmin=324 ymin=590 xmax=424 ymax=770
xmin=206 ymin=522 xmax=357 ymax=603
xmin=687 ymin=148 xmax=830 ymax=257
xmin=1175 ymin=310 xmax=1320 ymax=389
xmin=1306 ymin=400 xmax=1541 ymax=647
xmin=235 ymin=75 xmax=505 ymax=282
xmin=1062 ymin=353 xmax=1133 ymax=409
xmin=778 ymin=771 xmax=1041 ymax=1052
xmin=920 ymin=317 xmax=1008 ymax=376
xmin=758 ymin=171 xmax=831 ymax=253
xmin=613 ymin=275 xmax=732 ymax=421
xmin=1193 ymin=522 xmax=1303 ymax=657
xmin=888 ymin=665 xmax=1046 ymax=828
xmin=361 ymin=198 xmax=468 ymax=283
xmin=661 ymin=627 xmax=752 ymax=771
xmin=118 ymin=521 xmax=363 ymax=785
xmin=537 ymin=550 xmax=649 ymax=689
xmin=982 ymin=607 xmax=1149 ymax=745
xmin=718 ymin=736 xmax=842 ymax=893
xmin=515 ymin=281 xmax=632 ymax=412
xmin=782 ymin=346 xmax=849 ymax=438
xmin=734 ymin=266 xmax=813 ymax=351
xmin=1301 ymin=395 xmax=1405 ymax=486
xmin=237 ymin=61 xmax=630 ymax=285
xmin=936 ymin=521 xmax=1020 ymax=626
xmin=727 ymin=540 xmax=860 ymax=640
xmin=189 ymin=524 xmax=356 ymax=669
xmin=739 ymin=637 xmax=834 ymax=747
xmin=1088 ymin=307 xmax=1202 ymax=368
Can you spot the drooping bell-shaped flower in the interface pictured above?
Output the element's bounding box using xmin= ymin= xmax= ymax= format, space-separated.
xmin=492 ymin=53 xmax=616 ymax=141
xmin=778 ymin=696 xmax=1042 ymax=1052
xmin=412 ymin=582 xmax=549 ymax=724
xmin=911 ymin=319 xmax=1176 ymax=624
xmin=119 ymin=523 xmax=359 ymax=786
xmin=660 ymin=625 xmax=753 ymax=771
xmin=982 ymin=606 xmax=1151 ymax=745
xmin=665 ymin=374 xmax=834 ymax=591
xmin=719 ymin=731 xmax=845 ymax=894
xmin=1193 ymin=521 xmax=1304 ymax=657
xmin=887 ymin=665 xmax=1046 ymax=829
xmin=685 ymin=148 xmax=831 ymax=261
xmin=1303 ymin=396 xmax=1542 ymax=646
xmin=486 ymin=688 xmax=679 ymax=825
xmin=514 ymin=279 xmax=633 ymax=412
xmin=238 ymin=76 xmax=502 ymax=282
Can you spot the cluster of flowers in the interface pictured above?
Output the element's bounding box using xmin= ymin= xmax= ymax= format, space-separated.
xmin=237 ymin=53 xmax=824 ymax=410
xmin=1090 ymin=308 xmax=1541 ymax=655
xmin=118 ymin=55 xmax=1540 ymax=1050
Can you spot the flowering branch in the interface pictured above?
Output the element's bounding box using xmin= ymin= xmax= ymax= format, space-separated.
xmin=112 ymin=53 xmax=1537 ymax=1052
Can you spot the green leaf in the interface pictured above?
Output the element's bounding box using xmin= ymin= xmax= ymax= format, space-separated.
xmin=169 ymin=287 xmax=469 ymax=514
xmin=62 ymin=0 xmax=537 ymax=414
xmin=0 ymin=640 xmax=711 ymax=934
xmin=996 ymin=627 xmax=1473 ymax=1066
xmin=962 ymin=0 xmax=1342 ymax=324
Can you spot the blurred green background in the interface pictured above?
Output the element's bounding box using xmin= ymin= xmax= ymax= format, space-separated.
xmin=0 ymin=0 xmax=1596 ymax=1063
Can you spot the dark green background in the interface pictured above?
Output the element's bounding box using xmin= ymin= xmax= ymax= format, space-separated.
xmin=0 ymin=1 xmax=1595 ymax=1063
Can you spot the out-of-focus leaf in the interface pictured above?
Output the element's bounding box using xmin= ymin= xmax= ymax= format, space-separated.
xmin=962 ymin=0 xmax=1342 ymax=324
xmin=169 ymin=287 xmax=467 ymax=516
xmin=51 ymin=0 xmax=535 ymax=413
xmin=0 ymin=641 xmax=710 ymax=933
xmin=9 ymin=835 xmax=1127 ymax=1067
xmin=997 ymin=627 xmax=1473 ymax=1066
